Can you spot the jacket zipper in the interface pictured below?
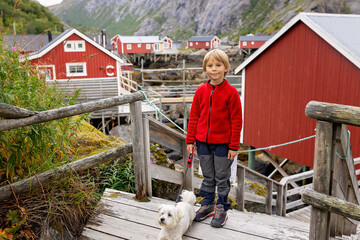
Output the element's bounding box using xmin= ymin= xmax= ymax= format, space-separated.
xmin=206 ymin=85 xmax=215 ymax=143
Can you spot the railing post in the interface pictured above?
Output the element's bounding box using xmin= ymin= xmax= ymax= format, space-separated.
xmin=276 ymin=184 xmax=283 ymax=216
xmin=266 ymin=181 xmax=273 ymax=215
xmin=236 ymin=166 xmax=245 ymax=211
xmin=142 ymin=115 xmax=152 ymax=197
xmin=310 ymin=120 xmax=333 ymax=240
xmin=130 ymin=101 xmax=147 ymax=200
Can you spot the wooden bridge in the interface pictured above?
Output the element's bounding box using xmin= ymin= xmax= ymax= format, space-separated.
xmin=1 ymin=93 xmax=360 ymax=239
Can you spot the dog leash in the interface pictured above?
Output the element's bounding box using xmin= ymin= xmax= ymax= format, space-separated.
xmin=175 ymin=146 xmax=195 ymax=203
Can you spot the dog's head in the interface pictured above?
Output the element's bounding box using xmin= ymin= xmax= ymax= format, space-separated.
xmin=158 ymin=204 xmax=183 ymax=228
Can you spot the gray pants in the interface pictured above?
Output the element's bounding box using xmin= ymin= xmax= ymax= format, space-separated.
xmin=196 ymin=140 xmax=233 ymax=209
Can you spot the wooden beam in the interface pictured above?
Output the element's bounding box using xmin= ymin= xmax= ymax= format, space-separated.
xmin=305 ymin=101 xmax=360 ymax=127
xmin=302 ymin=188 xmax=360 ymax=222
xmin=0 ymin=144 xmax=132 ymax=201
xmin=310 ymin=120 xmax=333 ymax=240
xmin=0 ymin=91 xmax=145 ymax=132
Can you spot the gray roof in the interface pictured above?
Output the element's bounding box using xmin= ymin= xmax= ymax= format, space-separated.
xmin=3 ymin=33 xmax=60 ymax=52
xmin=306 ymin=14 xmax=360 ymax=62
xmin=239 ymin=35 xmax=272 ymax=41
xmin=235 ymin=13 xmax=360 ymax=74
xmin=188 ymin=36 xmax=217 ymax=42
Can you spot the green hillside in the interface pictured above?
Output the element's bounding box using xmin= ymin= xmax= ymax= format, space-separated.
xmin=0 ymin=0 xmax=64 ymax=34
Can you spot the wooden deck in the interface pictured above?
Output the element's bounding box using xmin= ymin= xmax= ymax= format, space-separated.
xmin=81 ymin=189 xmax=311 ymax=239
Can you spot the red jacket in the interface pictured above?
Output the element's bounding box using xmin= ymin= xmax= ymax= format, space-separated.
xmin=186 ymin=79 xmax=243 ymax=150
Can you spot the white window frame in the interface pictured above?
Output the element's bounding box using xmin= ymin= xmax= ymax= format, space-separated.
xmin=251 ymin=41 xmax=255 ymax=45
xmin=64 ymin=40 xmax=85 ymax=52
xmin=66 ymin=62 xmax=87 ymax=77
xmin=190 ymin=42 xmax=193 ymax=47
xmin=206 ymin=42 xmax=209 ymax=47
xmin=243 ymin=42 xmax=247 ymax=46
xmin=138 ymin=43 xmax=141 ymax=48
xmin=127 ymin=44 xmax=132 ymax=50
xmin=154 ymin=43 xmax=160 ymax=50
xmin=196 ymin=42 xmax=199 ymax=45
xmin=146 ymin=44 xmax=151 ymax=49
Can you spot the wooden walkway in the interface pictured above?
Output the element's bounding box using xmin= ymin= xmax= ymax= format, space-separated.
xmin=80 ymin=189 xmax=311 ymax=239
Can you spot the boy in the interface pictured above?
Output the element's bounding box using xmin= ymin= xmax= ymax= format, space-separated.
xmin=186 ymin=49 xmax=242 ymax=228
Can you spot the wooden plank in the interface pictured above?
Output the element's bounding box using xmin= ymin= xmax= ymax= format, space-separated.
xmin=143 ymin=117 xmax=152 ymax=197
xmin=0 ymin=91 xmax=145 ymax=131
xmin=80 ymin=227 xmax=125 ymax=240
xmin=0 ymin=103 xmax=38 ymax=118
xmin=237 ymin=167 xmax=245 ymax=211
xmin=305 ymin=101 xmax=360 ymax=127
xmin=130 ymin=101 xmax=146 ymax=199
xmin=309 ymin=120 xmax=333 ymax=240
xmin=150 ymin=164 xmax=183 ymax=185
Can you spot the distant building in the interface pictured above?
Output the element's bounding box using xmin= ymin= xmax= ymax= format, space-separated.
xmin=239 ymin=35 xmax=271 ymax=49
xmin=111 ymin=35 xmax=173 ymax=54
xmin=187 ymin=36 xmax=220 ymax=49
xmin=235 ymin=12 xmax=360 ymax=167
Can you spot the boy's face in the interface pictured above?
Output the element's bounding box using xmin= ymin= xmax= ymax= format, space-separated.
xmin=205 ymin=56 xmax=228 ymax=84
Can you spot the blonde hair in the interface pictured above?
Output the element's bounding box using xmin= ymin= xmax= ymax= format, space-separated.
xmin=203 ymin=49 xmax=230 ymax=75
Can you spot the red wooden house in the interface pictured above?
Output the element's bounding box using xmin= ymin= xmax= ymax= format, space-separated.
xmin=187 ymin=36 xmax=220 ymax=49
xmin=235 ymin=13 xmax=360 ymax=167
xmin=239 ymin=35 xmax=271 ymax=49
xmin=27 ymin=28 xmax=126 ymax=81
xmin=111 ymin=35 xmax=172 ymax=54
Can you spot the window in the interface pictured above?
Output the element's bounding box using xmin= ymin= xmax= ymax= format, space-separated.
xmin=127 ymin=44 xmax=132 ymax=50
xmin=138 ymin=43 xmax=141 ymax=48
xmin=243 ymin=42 xmax=247 ymax=46
xmin=146 ymin=44 xmax=151 ymax=49
xmin=196 ymin=42 xmax=198 ymax=45
xmin=190 ymin=42 xmax=193 ymax=47
xmin=66 ymin=63 xmax=87 ymax=77
xmin=206 ymin=42 xmax=209 ymax=46
xmin=154 ymin=43 xmax=160 ymax=50
xmin=64 ymin=40 xmax=85 ymax=52
xmin=251 ymin=41 xmax=255 ymax=45
xmin=40 ymin=69 xmax=51 ymax=80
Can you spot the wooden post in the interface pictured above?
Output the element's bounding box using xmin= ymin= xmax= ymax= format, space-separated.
xmin=248 ymin=146 xmax=255 ymax=170
xmin=143 ymin=116 xmax=152 ymax=197
xmin=236 ymin=166 xmax=245 ymax=211
xmin=130 ymin=101 xmax=147 ymax=200
xmin=183 ymin=141 xmax=193 ymax=191
xmin=266 ymin=181 xmax=273 ymax=215
xmin=276 ymin=184 xmax=283 ymax=216
xmin=309 ymin=120 xmax=333 ymax=240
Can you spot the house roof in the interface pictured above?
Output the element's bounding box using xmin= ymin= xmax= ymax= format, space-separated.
xmin=235 ymin=12 xmax=360 ymax=74
xmin=188 ymin=36 xmax=218 ymax=42
xmin=3 ymin=33 xmax=60 ymax=52
xmin=27 ymin=28 xmax=123 ymax=63
xmin=239 ymin=35 xmax=272 ymax=41
xmin=112 ymin=35 xmax=163 ymax=44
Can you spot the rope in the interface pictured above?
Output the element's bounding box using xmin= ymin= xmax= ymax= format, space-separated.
xmin=138 ymin=89 xmax=317 ymax=153
xmin=237 ymin=134 xmax=316 ymax=153
xmin=139 ymin=89 xmax=187 ymax=134
xmin=336 ymin=130 xmax=351 ymax=159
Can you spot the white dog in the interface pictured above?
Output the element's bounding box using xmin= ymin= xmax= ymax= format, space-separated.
xmin=158 ymin=190 xmax=196 ymax=240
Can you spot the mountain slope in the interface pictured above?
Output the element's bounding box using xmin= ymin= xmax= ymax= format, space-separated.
xmin=49 ymin=0 xmax=360 ymax=40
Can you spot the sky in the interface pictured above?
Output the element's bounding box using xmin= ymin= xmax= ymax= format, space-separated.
xmin=36 ymin=0 xmax=63 ymax=7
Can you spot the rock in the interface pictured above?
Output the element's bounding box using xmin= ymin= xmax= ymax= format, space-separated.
xmin=109 ymin=125 xmax=132 ymax=144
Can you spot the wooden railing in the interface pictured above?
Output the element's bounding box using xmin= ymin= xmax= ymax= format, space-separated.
xmin=303 ymin=101 xmax=360 ymax=239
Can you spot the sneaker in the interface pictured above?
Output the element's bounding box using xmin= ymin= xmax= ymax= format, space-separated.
xmin=194 ymin=204 xmax=215 ymax=222
xmin=210 ymin=204 xmax=228 ymax=228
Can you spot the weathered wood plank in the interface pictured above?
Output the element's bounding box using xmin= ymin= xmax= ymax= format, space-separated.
xmin=80 ymin=227 xmax=125 ymax=240
xmin=0 ymin=144 xmax=132 ymax=201
xmin=130 ymin=101 xmax=146 ymax=199
xmin=0 ymin=103 xmax=38 ymax=118
xmin=310 ymin=120 xmax=333 ymax=240
xmin=305 ymin=101 xmax=360 ymax=127
xmin=0 ymin=91 xmax=145 ymax=132
xmin=302 ymin=188 xmax=360 ymax=221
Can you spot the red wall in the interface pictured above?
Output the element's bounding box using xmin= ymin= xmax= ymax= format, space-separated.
xmin=243 ymin=22 xmax=360 ymax=167
xmin=188 ymin=41 xmax=211 ymax=49
xmin=31 ymin=34 xmax=118 ymax=79
xmin=116 ymin=38 xmax=152 ymax=54
xmin=239 ymin=41 xmax=266 ymax=49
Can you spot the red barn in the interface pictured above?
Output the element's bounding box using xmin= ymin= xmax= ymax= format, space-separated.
xmin=239 ymin=35 xmax=271 ymax=49
xmin=235 ymin=13 xmax=360 ymax=167
xmin=111 ymin=35 xmax=172 ymax=54
xmin=27 ymin=28 xmax=126 ymax=80
xmin=187 ymin=36 xmax=220 ymax=49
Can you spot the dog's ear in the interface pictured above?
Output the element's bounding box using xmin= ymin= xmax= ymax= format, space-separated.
xmin=158 ymin=204 xmax=165 ymax=212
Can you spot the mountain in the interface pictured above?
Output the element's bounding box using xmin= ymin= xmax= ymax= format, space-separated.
xmin=49 ymin=0 xmax=360 ymax=41
xmin=0 ymin=0 xmax=64 ymax=34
